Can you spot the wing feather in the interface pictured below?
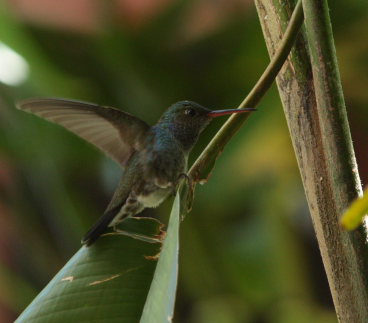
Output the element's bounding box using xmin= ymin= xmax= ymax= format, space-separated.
xmin=17 ymin=98 xmax=150 ymax=166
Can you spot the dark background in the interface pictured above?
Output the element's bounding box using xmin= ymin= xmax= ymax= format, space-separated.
xmin=0 ymin=0 xmax=367 ymax=322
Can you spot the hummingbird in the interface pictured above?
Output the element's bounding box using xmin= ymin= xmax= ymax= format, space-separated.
xmin=17 ymin=98 xmax=255 ymax=246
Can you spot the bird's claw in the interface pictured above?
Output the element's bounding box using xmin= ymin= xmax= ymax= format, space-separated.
xmin=178 ymin=173 xmax=191 ymax=183
xmin=172 ymin=173 xmax=192 ymax=196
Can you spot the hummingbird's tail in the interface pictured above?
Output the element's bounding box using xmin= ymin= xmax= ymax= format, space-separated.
xmin=82 ymin=202 xmax=124 ymax=246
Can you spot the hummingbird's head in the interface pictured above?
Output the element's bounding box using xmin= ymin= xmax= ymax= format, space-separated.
xmin=160 ymin=101 xmax=212 ymax=130
xmin=157 ymin=100 xmax=255 ymax=151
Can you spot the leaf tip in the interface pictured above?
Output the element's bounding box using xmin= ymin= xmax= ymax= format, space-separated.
xmin=339 ymin=211 xmax=363 ymax=231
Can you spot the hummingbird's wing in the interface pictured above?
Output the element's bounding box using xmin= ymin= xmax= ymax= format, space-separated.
xmin=17 ymin=98 xmax=150 ymax=166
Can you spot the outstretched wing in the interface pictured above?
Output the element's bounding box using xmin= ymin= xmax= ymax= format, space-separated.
xmin=17 ymin=98 xmax=150 ymax=166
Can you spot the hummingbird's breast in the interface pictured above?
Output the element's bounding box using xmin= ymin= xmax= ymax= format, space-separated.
xmin=105 ymin=127 xmax=188 ymax=227
xmin=134 ymin=127 xmax=187 ymax=206
xmin=141 ymin=127 xmax=188 ymax=187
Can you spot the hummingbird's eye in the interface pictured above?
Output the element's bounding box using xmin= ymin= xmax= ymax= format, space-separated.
xmin=184 ymin=108 xmax=196 ymax=117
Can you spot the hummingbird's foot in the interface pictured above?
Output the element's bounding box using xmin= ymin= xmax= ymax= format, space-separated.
xmin=111 ymin=217 xmax=128 ymax=230
xmin=178 ymin=173 xmax=192 ymax=186
xmin=111 ymin=217 xmax=128 ymax=231
xmin=172 ymin=173 xmax=192 ymax=196
xmin=112 ymin=229 xmax=162 ymax=243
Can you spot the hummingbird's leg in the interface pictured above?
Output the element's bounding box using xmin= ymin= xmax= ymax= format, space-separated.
xmin=109 ymin=193 xmax=141 ymax=232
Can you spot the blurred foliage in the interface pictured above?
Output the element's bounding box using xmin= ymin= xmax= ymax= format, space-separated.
xmin=340 ymin=187 xmax=368 ymax=230
xmin=0 ymin=0 xmax=366 ymax=322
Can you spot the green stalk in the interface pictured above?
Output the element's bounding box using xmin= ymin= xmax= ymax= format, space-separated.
xmin=302 ymin=0 xmax=368 ymax=321
xmin=254 ymin=0 xmax=368 ymax=321
xmin=187 ymin=0 xmax=304 ymax=183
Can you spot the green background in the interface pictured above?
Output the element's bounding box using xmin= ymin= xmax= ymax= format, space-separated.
xmin=0 ymin=0 xmax=367 ymax=322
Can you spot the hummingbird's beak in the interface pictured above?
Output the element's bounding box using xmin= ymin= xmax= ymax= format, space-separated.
xmin=208 ymin=108 xmax=256 ymax=118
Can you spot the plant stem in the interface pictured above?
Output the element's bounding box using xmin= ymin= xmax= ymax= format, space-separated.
xmin=255 ymin=0 xmax=368 ymax=321
xmin=187 ymin=0 xmax=303 ymax=182
xmin=301 ymin=0 xmax=368 ymax=321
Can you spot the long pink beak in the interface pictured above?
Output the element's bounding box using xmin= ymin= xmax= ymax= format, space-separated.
xmin=208 ymin=108 xmax=256 ymax=118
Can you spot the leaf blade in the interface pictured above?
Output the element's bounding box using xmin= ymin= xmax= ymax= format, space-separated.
xmin=16 ymin=218 xmax=162 ymax=323
xmin=140 ymin=193 xmax=180 ymax=323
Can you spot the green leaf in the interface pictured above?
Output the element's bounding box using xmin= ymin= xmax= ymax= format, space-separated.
xmin=16 ymin=194 xmax=182 ymax=323
xmin=140 ymin=193 xmax=180 ymax=323
xmin=340 ymin=187 xmax=368 ymax=230
xmin=16 ymin=217 xmax=163 ymax=323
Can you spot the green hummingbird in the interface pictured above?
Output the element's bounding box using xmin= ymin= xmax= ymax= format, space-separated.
xmin=17 ymin=98 xmax=255 ymax=246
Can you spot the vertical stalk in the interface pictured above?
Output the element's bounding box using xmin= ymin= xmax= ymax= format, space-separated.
xmin=301 ymin=1 xmax=368 ymax=321
xmin=254 ymin=0 xmax=368 ymax=322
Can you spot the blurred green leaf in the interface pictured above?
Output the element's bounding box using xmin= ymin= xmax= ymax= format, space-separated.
xmin=340 ymin=187 xmax=368 ymax=230
xmin=0 ymin=264 xmax=37 ymax=313
xmin=0 ymin=1 xmax=84 ymax=97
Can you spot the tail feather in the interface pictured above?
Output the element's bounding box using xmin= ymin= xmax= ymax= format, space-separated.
xmin=82 ymin=202 xmax=124 ymax=246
